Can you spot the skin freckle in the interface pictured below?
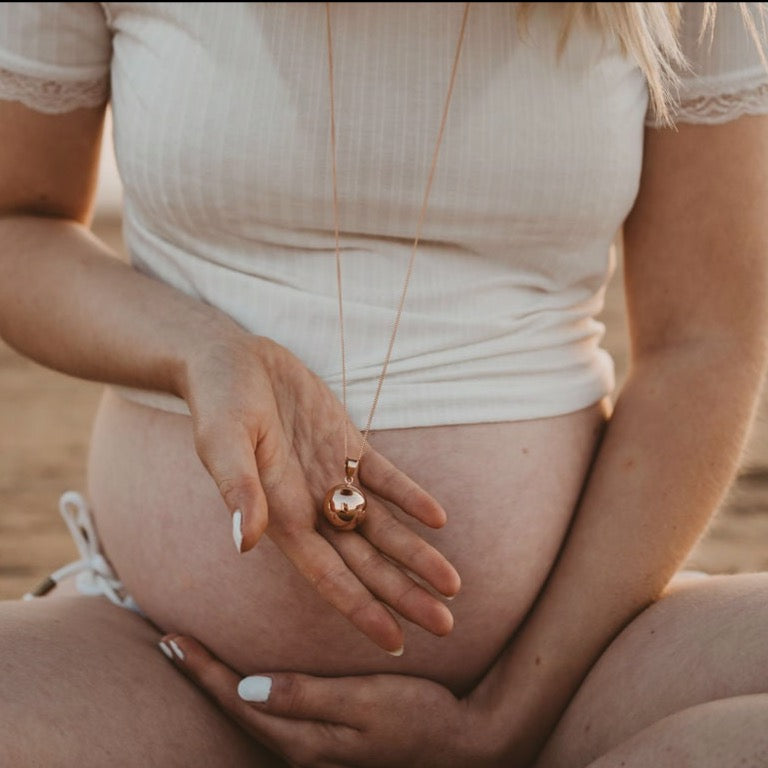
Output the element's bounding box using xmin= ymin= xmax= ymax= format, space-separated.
xmin=521 ymin=447 xmax=529 ymax=455
xmin=535 ymin=655 xmax=541 ymax=666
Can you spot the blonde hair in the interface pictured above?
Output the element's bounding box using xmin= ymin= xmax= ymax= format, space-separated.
xmin=519 ymin=3 xmax=767 ymax=124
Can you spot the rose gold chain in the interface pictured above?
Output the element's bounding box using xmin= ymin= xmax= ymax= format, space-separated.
xmin=325 ymin=2 xmax=471 ymax=477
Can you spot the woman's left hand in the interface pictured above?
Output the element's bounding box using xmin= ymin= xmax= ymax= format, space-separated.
xmin=159 ymin=635 xmax=504 ymax=768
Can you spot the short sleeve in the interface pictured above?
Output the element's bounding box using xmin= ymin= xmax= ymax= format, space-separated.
xmin=0 ymin=2 xmax=111 ymax=114
xmin=648 ymin=2 xmax=768 ymax=126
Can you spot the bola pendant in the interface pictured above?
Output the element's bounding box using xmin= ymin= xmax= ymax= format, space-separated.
xmin=323 ymin=458 xmax=367 ymax=531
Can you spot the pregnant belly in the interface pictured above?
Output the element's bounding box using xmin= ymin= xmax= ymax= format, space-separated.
xmin=87 ymin=388 xmax=606 ymax=694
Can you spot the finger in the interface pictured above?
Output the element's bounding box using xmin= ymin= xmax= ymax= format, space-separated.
xmin=193 ymin=420 xmax=269 ymax=552
xmin=328 ymin=527 xmax=454 ymax=636
xmin=160 ymin=635 xmax=352 ymax=766
xmin=272 ymin=528 xmax=405 ymax=655
xmin=360 ymin=450 xmax=446 ymax=528
xmin=361 ymin=504 xmax=461 ymax=598
xmin=238 ymin=671 xmax=371 ymax=729
xmin=159 ymin=634 xmax=253 ymax=723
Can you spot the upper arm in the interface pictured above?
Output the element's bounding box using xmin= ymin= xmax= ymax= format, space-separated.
xmin=0 ymin=2 xmax=111 ymax=223
xmin=624 ymin=2 xmax=768 ymax=364
xmin=623 ymin=116 xmax=768 ymax=362
xmin=0 ymin=100 xmax=106 ymax=223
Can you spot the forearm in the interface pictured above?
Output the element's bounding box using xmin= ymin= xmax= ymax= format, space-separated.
xmin=476 ymin=340 xmax=767 ymax=757
xmin=0 ymin=215 xmax=245 ymax=396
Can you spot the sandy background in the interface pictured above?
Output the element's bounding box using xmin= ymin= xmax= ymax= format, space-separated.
xmin=1 ymin=212 xmax=767 ymax=599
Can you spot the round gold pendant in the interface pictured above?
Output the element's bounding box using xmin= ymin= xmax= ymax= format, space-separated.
xmin=323 ymin=483 xmax=367 ymax=531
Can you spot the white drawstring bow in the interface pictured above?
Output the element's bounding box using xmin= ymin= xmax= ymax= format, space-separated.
xmin=23 ymin=491 xmax=142 ymax=614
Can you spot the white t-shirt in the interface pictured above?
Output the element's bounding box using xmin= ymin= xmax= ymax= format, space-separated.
xmin=1 ymin=3 xmax=767 ymax=429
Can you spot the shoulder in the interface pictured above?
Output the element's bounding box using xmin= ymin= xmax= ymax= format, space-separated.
xmin=0 ymin=2 xmax=111 ymax=114
xmin=649 ymin=2 xmax=768 ymax=127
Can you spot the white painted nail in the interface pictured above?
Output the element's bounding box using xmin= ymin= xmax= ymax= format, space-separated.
xmin=387 ymin=646 xmax=405 ymax=657
xmin=169 ymin=640 xmax=185 ymax=661
xmin=158 ymin=641 xmax=174 ymax=660
xmin=232 ymin=509 xmax=243 ymax=553
xmin=238 ymin=676 xmax=272 ymax=702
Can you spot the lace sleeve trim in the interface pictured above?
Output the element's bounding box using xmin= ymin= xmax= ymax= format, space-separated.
xmin=647 ymin=75 xmax=768 ymax=127
xmin=0 ymin=66 xmax=108 ymax=114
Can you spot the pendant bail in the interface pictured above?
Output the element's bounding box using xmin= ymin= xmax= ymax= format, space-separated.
xmin=344 ymin=457 xmax=359 ymax=486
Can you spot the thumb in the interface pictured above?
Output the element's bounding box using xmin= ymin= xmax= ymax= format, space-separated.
xmin=194 ymin=421 xmax=269 ymax=552
xmin=236 ymin=671 xmax=358 ymax=724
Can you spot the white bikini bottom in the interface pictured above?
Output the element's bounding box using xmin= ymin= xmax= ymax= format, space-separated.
xmin=23 ymin=491 xmax=143 ymax=615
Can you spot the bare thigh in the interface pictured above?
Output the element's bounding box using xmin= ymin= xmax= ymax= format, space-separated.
xmin=536 ymin=573 xmax=768 ymax=768
xmin=0 ymin=596 xmax=284 ymax=768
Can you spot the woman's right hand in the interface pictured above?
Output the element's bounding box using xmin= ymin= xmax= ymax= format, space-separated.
xmin=181 ymin=331 xmax=461 ymax=654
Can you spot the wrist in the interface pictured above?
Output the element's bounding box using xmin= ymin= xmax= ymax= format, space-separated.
xmin=464 ymin=680 xmax=526 ymax=767
xmin=175 ymin=320 xmax=258 ymax=401
xmin=176 ymin=322 xmax=293 ymax=413
xmin=467 ymin=642 xmax=576 ymax=766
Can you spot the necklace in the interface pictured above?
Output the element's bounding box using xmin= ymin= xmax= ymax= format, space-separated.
xmin=322 ymin=2 xmax=471 ymax=530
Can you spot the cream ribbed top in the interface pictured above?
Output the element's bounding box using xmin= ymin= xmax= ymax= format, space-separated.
xmin=2 ymin=3 xmax=767 ymax=428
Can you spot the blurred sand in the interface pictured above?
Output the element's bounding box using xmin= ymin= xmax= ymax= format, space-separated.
xmin=1 ymin=217 xmax=767 ymax=599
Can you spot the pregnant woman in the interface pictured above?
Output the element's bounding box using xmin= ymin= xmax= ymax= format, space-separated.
xmin=1 ymin=3 xmax=768 ymax=766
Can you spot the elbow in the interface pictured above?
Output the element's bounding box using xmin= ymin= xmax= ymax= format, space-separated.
xmin=627 ymin=324 xmax=768 ymax=401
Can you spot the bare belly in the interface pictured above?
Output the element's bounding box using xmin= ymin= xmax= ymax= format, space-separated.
xmin=87 ymin=387 xmax=607 ymax=694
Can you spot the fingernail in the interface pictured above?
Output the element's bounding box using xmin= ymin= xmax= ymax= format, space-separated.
xmin=387 ymin=646 xmax=405 ymax=657
xmin=169 ymin=639 xmax=185 ymax=661
xmin=238 ymin=676 xmax=272 ymax=702
xmin=232 ymin=509 xmax=243 ymax=553
xmin=158 ymin=640 xmax=174 ymax=660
